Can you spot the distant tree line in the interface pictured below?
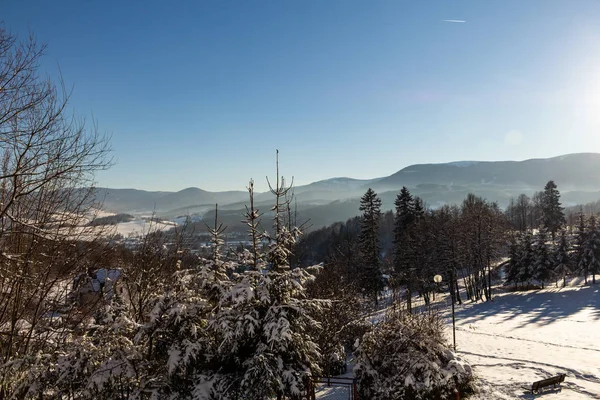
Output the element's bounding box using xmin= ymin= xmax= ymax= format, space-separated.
xmin=298 ymin=179 xmax=600 ymax=313
xmin=506 ymin=213 xmax=600 ymax=288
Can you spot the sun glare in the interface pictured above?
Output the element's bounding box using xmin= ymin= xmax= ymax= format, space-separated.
xmin=566 ymin=30 xmax=600 ymax=139
xmin=579 ymin=70 xmax=600 ymax=141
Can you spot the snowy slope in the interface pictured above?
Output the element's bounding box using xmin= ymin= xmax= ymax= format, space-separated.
xmin=446 ymin=284 xmax=600 ymax=399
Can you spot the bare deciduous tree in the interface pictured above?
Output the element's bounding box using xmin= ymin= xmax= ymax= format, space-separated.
xmin=0 ymin=26 xmax=112 ymax=397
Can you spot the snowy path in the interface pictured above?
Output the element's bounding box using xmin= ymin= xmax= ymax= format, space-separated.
xmin=445 ymin=285 xmax=600 ymax=399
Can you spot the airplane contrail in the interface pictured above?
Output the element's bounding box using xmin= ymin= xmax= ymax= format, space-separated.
xmin=443 ymin=19 xmax=466 ymax=23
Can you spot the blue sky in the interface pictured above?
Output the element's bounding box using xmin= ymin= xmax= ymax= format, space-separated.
xmin=4 ymin=0 xmax=600 ymax=192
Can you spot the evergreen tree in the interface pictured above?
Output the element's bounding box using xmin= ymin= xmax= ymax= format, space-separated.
xmin=553 ymin=229 xmax=572 ymax=287
xmin=392 ymin=188 xmax=415 ymax=279
xmin=265 ymin=150 xmax=297 ymax=272
xmin=541 ymin=180 xmax=566 ymax=239
xmin=393 ymin=187 xmax=416 ymax=237
xmin=359 ymin=188 xmax=383 ymax=305
xmin=392 ymin=187 xmax=424 ymax=312
xmin=414 ymin=196 xmax=425 ymax=219
xmin=518 ymin=232 xmax=534 ymax=284
xmin=583 ymin=215 xmax=600 ymax=284
xmin=533 ymin=226 xmax=552 ymax=288
xmin=574 ymin=211 xmax=588 ymax=283
xmin=505 ymin=234 xmax=521 ymax=286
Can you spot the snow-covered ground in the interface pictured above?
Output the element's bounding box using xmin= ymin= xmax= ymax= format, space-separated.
xmin=445 ymin=282 xmax=600 ymax=399
xmin=114 ymin=218 xmax=178 ymax=237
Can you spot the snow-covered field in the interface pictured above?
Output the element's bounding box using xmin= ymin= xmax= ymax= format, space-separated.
xmin=445 ymin=282 xmax=600 ymax=399
xmin=114 ymin=218 xmax=178 ymax=237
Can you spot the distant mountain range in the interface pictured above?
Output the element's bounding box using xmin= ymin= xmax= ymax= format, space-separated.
xmin=94 ymin=153 xmax=600 ymax=231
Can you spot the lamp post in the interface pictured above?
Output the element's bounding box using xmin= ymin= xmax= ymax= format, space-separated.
xmin=434 ymin=273 xmax=456 ymax=352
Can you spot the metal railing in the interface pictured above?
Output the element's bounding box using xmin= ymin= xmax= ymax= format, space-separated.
xmin=308 ymin=377 xmax=358 ymax=400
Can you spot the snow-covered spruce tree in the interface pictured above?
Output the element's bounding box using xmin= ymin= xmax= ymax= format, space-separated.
xmin=517 ymin=231 xmax=534 ymax=286
xmin=196 ymin=165 xmax=323 ymax=399
xmin=553 ymin=229 xmax=572 ymax=287
xmin=243 ymin=179 xmax=264 ymax=271
xmin=137 ymin=258 xmax=215 ymax=398
xmin=264 ymin=150 xmax=299 ymax=273
xmin=582 ymin=215 xmax=600 ymax=284
xmin=203 ymin=265 xmax=322 ymax=399
xmin=354 ymin=310 xmax=474 ymax=400
xmin=137 ymin=189 xmax=322 ymax=400
xmin=533 ymin=226 xmax=552 ymax=288
xmin=573 ymin=211 xmax=589 ymax=283
xmin=505 ymin=234 xmax=521 ymax=287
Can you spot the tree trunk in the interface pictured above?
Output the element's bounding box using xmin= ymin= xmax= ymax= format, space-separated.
xmin=487 ymin=255 xmax=493 ymax=301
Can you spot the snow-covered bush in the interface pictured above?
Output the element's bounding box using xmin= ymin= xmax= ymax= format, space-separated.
xmin=12 ymin=252 xmax=324 ymax=400
xmin=13 ymin=301 xmax=147 ymax=399
xmin=354 ymin=311 xmax=474 ymax=400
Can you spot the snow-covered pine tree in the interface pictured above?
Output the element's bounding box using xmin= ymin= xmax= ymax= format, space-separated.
xmin=505 ymin=234 xmax=521 ymax=287
xmin=191 ymin=156 xmax=323 ymax=400
xmin=202 ymin=264 xmax=322 ymax=399
xmin=583 ymin=215 xmax=600 ymax=284
xmin=242 ymin=179 xmax=264 ymax=271
xmin=553 ymin=229 xmax=572 ymax=287
xmin=517 ymin=231 xmax=534 ymax=285
xmin=358 ymin=188 xmax=383 ymax=305
xmin=265 ymin=149 xmax=297 ymax=272
xmin=533 ymin=226 xmax=552 ymax=288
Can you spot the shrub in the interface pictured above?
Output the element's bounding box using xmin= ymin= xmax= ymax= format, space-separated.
xmin=354 ymin=311 xmax=474 ymax=400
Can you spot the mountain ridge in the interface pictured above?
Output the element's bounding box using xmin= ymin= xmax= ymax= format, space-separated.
xmin=95 ymin=153 xmax=600 ymax=228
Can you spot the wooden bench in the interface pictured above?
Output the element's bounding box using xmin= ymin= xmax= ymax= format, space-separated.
xmin=531 ymin=373 xmax=566 ymax=394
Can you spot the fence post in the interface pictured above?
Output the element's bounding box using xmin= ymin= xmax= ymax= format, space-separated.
xmin=309 ymin=377 xmax=315 ymax=400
